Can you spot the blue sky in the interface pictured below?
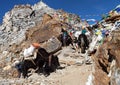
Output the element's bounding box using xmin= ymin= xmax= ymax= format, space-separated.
xmin=0 ymin=0 xmax=119 ymax=24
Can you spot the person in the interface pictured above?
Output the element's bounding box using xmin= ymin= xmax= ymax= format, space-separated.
xmin=81 ymin=26 xmax=87 ymax=34
xmin=61 ymin=28 xmax=69 ymax=47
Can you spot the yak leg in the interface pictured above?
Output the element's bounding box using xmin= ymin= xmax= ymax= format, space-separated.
xmin=43 ymin=55 xmax=53 ymax=77
xmin=63 ymin=39 xmax=66 ymax=47
xmin=49 ymin=55 xmax=52 ymax=66
xmin=43 ymin=62 xmax=50 ymax=77
xmin=36 ymin=60 xmax=44 ymax=74
xmin=22 ymin=66 xmax=28 ymax=78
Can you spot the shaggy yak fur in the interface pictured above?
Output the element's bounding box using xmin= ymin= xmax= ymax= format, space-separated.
xmin=78 ymin=34 xmax=89 ymax=53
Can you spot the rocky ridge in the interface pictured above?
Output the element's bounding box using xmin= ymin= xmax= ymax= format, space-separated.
xmin=0 ymin=0 xmax=82 ymax=79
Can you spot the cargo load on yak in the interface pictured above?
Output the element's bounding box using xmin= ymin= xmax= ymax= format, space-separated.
xmin=23 ymin=43 xmax=40 ymax=60
xmin=41 ymin=36 xmax=62 ymax=54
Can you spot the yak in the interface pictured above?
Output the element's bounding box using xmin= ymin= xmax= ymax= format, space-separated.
xmin=16 ymin=47 xmax=60 ymax=78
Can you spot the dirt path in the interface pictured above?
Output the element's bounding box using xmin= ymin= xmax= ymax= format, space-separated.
xmin=47 ymin=46 xmax=94 ymax=85
xmin=56 ymin=65 xmax=93 ymax=85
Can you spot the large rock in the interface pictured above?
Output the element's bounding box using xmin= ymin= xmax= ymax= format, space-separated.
xmin=25 ymin=13 xmax=67 ymax=43
xmin=91 ymin=29 xmax=120 ymax=85
xmin=2 ymin=68 xmax=19 ymax=78
xmin=103 ymin=31 xmax=120 ymax=85
xmin=105 ymin=15 xmax=120 ymax=23
xmin=93 ymin=69 xmax=110 ymax=85
xmin=90 ymin=37 xmax=111 ymax=85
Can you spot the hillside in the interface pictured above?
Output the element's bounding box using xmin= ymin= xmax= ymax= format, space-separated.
xmin=0 ymin=1 xmax=120 ymax=85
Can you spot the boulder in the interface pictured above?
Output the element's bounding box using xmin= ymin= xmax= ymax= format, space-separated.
xmin=3 ymin=68 xmax=19 ymax=78
xmin=93 ymin=69 xmax=110 ymax=85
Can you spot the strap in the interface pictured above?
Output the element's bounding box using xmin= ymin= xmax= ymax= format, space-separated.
xmin=30 ymin=59 xmax=36 ymax=65
xmin=37 ymin=51 xmax=52 ymax=66
xmin=23 ymin=58 xmax=36 ymax=66
xmin=37 ymin=51 xmax=47 ymax=60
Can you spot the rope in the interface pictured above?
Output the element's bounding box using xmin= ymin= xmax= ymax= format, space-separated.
xmin=23 ymin=56 xmax=36 ymax=66
xmin=30 ymin=59 xmax=36 ymax=65
xmin=37 ymin=51 xmax=52 ymax=66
